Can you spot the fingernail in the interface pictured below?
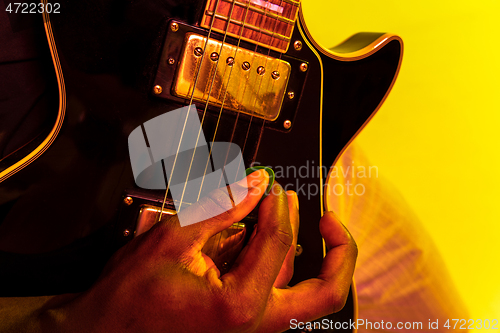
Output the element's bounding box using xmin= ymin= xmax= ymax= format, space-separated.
xmin=237 ymin=169 xmax=267 ymax=188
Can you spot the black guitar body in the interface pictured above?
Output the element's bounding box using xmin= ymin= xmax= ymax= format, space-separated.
xmin=0 ymin=1 xmax=402 ymax=331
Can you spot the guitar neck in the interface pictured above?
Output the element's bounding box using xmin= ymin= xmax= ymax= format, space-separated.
xmin=200 ymin=0 xmax=300 ymax=52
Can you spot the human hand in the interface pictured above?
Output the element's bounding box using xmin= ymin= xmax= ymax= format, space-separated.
xmin=43 ymin=169 xmax=356 ymax=332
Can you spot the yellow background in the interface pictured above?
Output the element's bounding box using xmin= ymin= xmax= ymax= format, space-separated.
xmin=301 ymin=0 xmax=500 ymax=324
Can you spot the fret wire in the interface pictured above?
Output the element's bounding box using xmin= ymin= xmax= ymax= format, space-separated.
xmin=277 ymin=0 xmax=300 ymax=7
xmin=205 ymin=10 xmax=292 ymax=41
xmin=220 ymin=0 xmax=295 ymax=25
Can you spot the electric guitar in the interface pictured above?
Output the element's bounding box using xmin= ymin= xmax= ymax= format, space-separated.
xmin=0 ymin=0 xmax=402 ymax=331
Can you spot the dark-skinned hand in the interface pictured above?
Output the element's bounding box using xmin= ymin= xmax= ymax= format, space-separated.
xmin=0 ymin=169 xmax=357 ymax=333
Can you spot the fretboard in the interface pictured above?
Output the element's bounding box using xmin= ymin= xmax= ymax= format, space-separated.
xmin=201 ymin=0 xmax=300 ymax=53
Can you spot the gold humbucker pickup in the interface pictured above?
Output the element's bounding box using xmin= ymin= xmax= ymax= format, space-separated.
xmin=172 ymin=33 xmax=291 ymax=121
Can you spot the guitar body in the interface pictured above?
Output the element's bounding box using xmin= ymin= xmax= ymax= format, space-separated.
xmin=0 ymin=0 xmax=402 ymax=331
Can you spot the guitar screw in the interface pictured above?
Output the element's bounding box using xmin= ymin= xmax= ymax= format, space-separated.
xmin=123 ymin=229 xmax=131 ymax=237
xmin=168 ymin=57 xmax=175 ymax=65
xmin=153 ymin=85 xmax=163 ymax=95
xmin=287 ymin=91 xmax=295 ymax=99
xmin=242 ymin=61 xmax=251 ymax=70
xmin=295 ymin=244 xmax=303 ymax=256
xmin=294 ymin=40 xmax=302 ymax=51
xmin=256 ymin=66 xmax=265 ymax=75
xmin=271 ymin=71 xmax=280 ymax=80
xmin=210 ymin=52 xmax=219 ymax=61
xmin=226 ymin=57 xmax=234 ymax=66
xmin=123 ymin=196 xmax=134 ymax=205
xmin=283 ymin=119 xmax=292 ymax=129
xmin=170 ymin=22 xmax=179 ymax=32
xmin=300 ymin=63 xmax=308 ymax=72
xmin=194 ymin=47 xmax=203 ymax=57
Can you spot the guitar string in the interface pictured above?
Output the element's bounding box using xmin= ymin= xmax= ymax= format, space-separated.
xmin=224 ymin=0 xmax=288 ymax=259
xmin=155 ymin=0 xmax=254 ymax=259
xmin=222 ymin=0 xmax=289 ymax=188
xmin=231 ymin=2 xmax=286 ymax=183
xmin=174 ymin=0 xmax=244 ymax=216
xmin=195 ymin=0 xmax=255 ymax=204
xmin=191 ymin=0 xmax=283 ymax=261
xmin=167 ymin=0 xmax=254 ymax=260
xmin=211 ymin=0 xmax=276 ymax=264
xmin=254 ymin=0 xmax=290 ymax=175
xmin=158 ymin=0 xmax=225 ymax=221
xmin=194 ymin=1 xmax=301 ymax=278
xmin=196 ymin=0 xmax=258 ymax=259
xmin=159 ymin=0 xmax=293 ymax=266
xmin=202 ymin=0 xmax=287 ymax=263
